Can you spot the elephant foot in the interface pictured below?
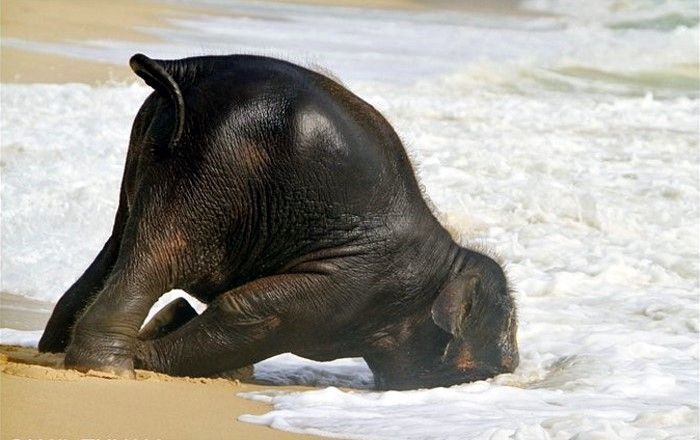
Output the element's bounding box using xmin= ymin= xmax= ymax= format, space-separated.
xmin=64 ymin=334 xmax=135 ymax=378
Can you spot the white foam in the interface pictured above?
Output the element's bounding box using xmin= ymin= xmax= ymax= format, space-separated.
xmin=0 ymin=329 xmax=44 ymax=347
xmin=3 ymin=78 xmax=697 ymax=438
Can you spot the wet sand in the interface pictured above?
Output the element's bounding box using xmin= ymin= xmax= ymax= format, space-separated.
xmin=0 ymin=345 xmax=328 ymax=440
xmin=1 ymin=0 xmax=533 ymax=84
xmin=0 ymin=296 xmax=329 ymax=439
xmin=1 ymin=0 xmax=208 ymax=83
xmin=0 ymin=0 xmax=415 ymax=83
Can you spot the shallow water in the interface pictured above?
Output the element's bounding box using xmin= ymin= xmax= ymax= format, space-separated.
xmin=1 ymin=0 xmax=699 ymax=438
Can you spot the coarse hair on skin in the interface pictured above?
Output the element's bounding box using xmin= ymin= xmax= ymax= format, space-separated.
xmin=394 ymin=132 xmax=517 ymax=308
xmin=397 ymin=133 xmax=518 ymax=312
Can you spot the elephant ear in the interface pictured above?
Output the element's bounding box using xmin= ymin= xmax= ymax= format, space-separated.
xmin=431 ymin=257 xmax=519 ymax=372
xmin=129 ymin=53 xmax=185 ymax=153
xmin=431 ymin=272 xmax=478 ymax=337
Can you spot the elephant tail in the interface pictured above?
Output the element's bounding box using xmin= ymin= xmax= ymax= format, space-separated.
xmin=129 ymin=53 xmax=186 ymax=153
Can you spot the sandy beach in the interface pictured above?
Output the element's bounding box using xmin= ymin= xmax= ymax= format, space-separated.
xmin=1 ymin=0 xmax=533 ymax=83
xmin=1 ymin=0 xmax=210 ymax=83
xmin=1 ymin=0 xmax=413 ymax=83
xmin=0 ymin=345 xmax=327 ymax=440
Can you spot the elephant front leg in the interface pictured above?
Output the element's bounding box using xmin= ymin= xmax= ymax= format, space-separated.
xmin=135 ymin=273 xmax=342 ymax=378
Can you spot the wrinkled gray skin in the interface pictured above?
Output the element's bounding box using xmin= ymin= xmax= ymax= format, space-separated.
xmin=38 ymin=54 xmax=518 ymax=390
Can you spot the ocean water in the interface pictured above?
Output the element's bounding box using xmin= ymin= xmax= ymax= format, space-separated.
xmin=1 ymin=0 xmax=699 ymax=439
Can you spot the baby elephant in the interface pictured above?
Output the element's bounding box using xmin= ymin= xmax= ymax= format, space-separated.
xmin=39 ymin=54 xmax=518 ymax=390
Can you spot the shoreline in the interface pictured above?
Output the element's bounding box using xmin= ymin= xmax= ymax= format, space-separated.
xmin=1 ymin=0 xmax=536 ymax=84
xmin=0 ymin=345 xmax=329 ymax=440
xmin=1 ymin=0 xmax=209 ymax=83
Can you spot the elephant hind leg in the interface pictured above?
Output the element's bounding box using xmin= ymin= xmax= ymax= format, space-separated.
xmin=38 ymin=237 xmax=117 ymax=353
xmin=139 ymin=298 xmax=199 ymax=341
xmin=39 ymin=196 xmax=129 ymax=353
